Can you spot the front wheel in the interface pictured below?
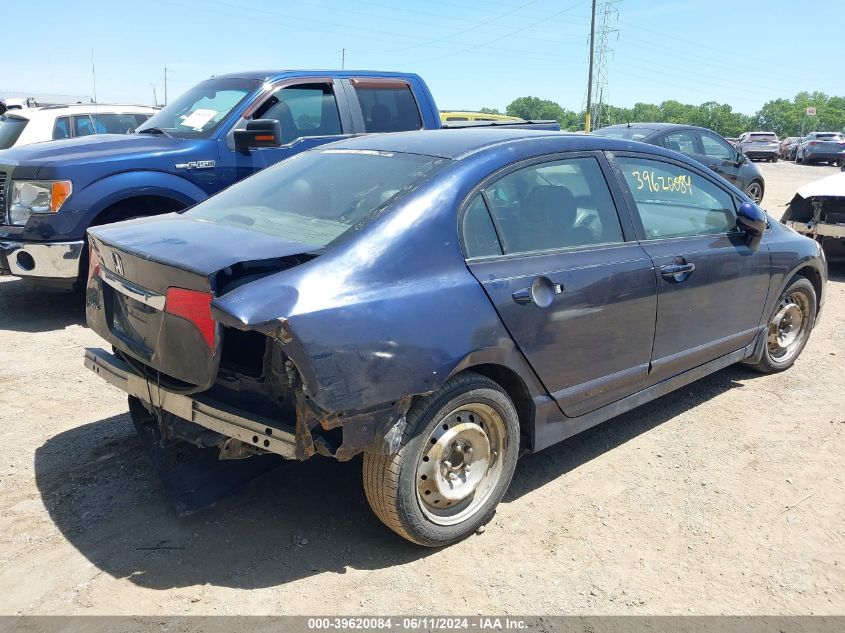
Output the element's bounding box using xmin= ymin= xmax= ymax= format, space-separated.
xmin=363 ymin=372 xmax=520 ymax=546
xmin=746 ymin=276 xmax=816 ymax=374
xmin=745 ymin=180 xmax=763 ymax=203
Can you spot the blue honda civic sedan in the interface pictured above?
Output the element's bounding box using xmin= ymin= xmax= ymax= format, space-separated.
xmin=83 ymin=129 xmax=826 ymax=546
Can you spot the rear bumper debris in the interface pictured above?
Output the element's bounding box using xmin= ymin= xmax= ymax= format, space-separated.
xmin=84 ymin=347 xmax=299 ymax=459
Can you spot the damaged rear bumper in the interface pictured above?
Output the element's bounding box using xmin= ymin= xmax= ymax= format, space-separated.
xmin=84 ymin=346 xmax=411 ymax=461
xmin=84 ymin=347 xmax=299 ymax=459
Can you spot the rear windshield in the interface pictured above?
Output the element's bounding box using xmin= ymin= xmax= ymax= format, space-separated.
xmin=592 ymin=127 xmax=654 ymax=141
xmin=185 ymin=149 xmax=449 ymax=247
xmin=0 ymin=115 xmax=28 ymax=149
xmin=748 ymin=133 xmax=778 ymax=141
xmin=814 ymin=133 xmax=843 ymax=141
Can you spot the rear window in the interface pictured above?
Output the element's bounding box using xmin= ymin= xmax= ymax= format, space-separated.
xmin=185 ymin=149 xmax=448 ymax=247
xmin=749 ymin=133 xmax=778 ymax=142
xmin=352 ymin=81 xmax=422 ymax=133
xmin=0 ymin=115 xmax=28 ymax=149
xmin=592 ymin=127 xmax=654 ymax=142
xmin=815 ymin=133 xmax=844 ymax=141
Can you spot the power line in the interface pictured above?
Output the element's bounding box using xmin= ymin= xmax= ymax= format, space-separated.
xmin=404 ymin=0 xmax=590 ymax=65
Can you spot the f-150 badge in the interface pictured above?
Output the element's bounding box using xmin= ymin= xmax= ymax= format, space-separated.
xmin=174 ymin=160 xmax=216 ymax=170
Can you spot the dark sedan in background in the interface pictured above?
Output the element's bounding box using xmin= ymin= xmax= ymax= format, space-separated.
xmin=796 ymin=132 xmax=845 ymax=165
xmin=593 ymin=123 xmax=766 ymax=203
xmin=83 ymin=129 xmax=825 ymax=546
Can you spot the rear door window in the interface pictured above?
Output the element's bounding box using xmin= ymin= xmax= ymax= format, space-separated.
xmin=254 ymin=83 xmax=342 ymax=144
xmin=73 ymin=115 xmax=95 ymax=137
xmin=351 ymin=79 xmax=422 ymax=133
xmin=616 ymin=156 xmax=738 ymax=239
xmin=52 ymin=116 xmax=70 ymax=140
xmin=480 ymin=156 xmax=624 ymax=255
xmin=662 ymin=130 xmax=698 ymax=154
xmin=461 ymin=195 xmax=502 ymax=258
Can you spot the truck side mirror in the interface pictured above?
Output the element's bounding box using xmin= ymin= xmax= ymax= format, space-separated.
xmin=234 ymin=119 xmax=282 ymax=151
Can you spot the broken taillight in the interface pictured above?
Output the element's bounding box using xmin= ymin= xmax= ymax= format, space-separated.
xmin=165 ymin=287 xmax=216 ymax=350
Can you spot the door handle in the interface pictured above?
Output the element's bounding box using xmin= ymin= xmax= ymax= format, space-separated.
xmin=660 ymin=258 xmax=695 ymax=282
xmin=512 ymin=277 xmax=564 ymax=307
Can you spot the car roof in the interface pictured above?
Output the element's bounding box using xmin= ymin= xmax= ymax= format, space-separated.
xmin=597 ymin=122 xmax=699 ymax=131
xmin=209 ymin=69 xmax=423 ymax=82
xmin=6 ymin=104 xmax=156 ymax=119
xmin=322 ymin=128 xmax=684 ymax=161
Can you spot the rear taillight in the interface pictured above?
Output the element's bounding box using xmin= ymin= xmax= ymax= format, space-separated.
xmin=165 ymin=287 xmax=216 ymax=350
xmin=87 ymin=246 xmax=100 ymax=282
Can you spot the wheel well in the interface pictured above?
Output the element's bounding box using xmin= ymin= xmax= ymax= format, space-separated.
xmin=459 ymin=364 xmax=535 ymax=448
xmin=91 ymin=195 xmax=187 ymax=227
xmin=794 ymin=266 xmax=823 ymax=314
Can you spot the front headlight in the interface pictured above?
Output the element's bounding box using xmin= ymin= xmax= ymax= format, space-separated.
xmin=9 ymin=180 xmax=72 ymax=226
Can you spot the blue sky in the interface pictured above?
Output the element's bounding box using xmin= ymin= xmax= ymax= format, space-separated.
xmin=3 ymin=0 xmax=843 ymax=115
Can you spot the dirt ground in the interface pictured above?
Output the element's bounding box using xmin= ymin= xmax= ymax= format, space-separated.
xmin=0 ymin=160 xmax=842 ymax=616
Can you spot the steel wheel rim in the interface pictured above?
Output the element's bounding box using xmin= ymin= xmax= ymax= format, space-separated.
xmin=746 ymin=183 xmax=762 ymax=203
xmin=768 ymin=292 xmax=810 ymax=363
xmin=415 ymin=402 xmax=507 ymax=526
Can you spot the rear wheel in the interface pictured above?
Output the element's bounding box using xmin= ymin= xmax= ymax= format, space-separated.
xmin=746 ymin=277 xmax=816 ymax=374
xmin=363 ymin=372 xmax=520 ymax=546
xmin=744 ymin=180 xmax=763 ymax=203
xmin=796 ymin=151 xmax=803 ymax=164
xmin=771 ymin=155 xmax=778 ymax=163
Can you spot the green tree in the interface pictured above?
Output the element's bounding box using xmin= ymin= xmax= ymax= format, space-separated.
xmin=478 ymin=107 xmax=501 ymax=114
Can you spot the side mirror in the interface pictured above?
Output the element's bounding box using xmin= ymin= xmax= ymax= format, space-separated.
xmin=737 ymin=201 xmax=766 ymax=249
xmin=234 ymin=119 xmax=282 ymax=151
xmin=735 ymin=152 xmax=747 ymax=165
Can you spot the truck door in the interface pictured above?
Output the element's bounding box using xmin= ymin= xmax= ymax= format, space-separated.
xmin=221 ymin=78 xmax=354 ymax=186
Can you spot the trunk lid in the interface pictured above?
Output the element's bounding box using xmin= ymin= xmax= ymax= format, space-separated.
xmin=87 ymin=215 xmax=319 ymax=390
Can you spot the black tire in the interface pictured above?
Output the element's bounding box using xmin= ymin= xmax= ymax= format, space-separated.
xmin=796 ymin=151 xmax=803 ymax=164
xmin=744 ymin=180 xmax=763 ymax=203
xmin=363 ymin=372 xmax=520 ymax=547
xmin=771 ymin=155 xmax=778 ymax=163
xmin=746 ymin=276 xmax=816 ymax=374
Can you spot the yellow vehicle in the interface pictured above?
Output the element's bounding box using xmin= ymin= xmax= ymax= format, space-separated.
xmin=440 ymin=110 xmax=523 ymax=123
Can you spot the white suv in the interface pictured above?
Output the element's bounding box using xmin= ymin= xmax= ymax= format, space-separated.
xmin=0 ymin=104 xmax=158 ymax=150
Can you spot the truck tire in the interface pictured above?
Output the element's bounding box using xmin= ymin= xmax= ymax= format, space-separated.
xmin=363 ymin=372 xmax=520 ymax=547
xmin=746 ymin=276 xmax=816 ymax=374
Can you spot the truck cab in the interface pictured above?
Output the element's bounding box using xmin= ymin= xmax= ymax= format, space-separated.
xmin=0 ymin=70 xmax=443 ymax=288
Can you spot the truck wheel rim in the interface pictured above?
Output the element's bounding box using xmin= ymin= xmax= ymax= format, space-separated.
xmin=746 ymin=183 xmax=762 ymax=203
xmin=767 ymin=292 xmax=810 ymax=362
xmin=415 ymin=402 xmax=506 ymax=526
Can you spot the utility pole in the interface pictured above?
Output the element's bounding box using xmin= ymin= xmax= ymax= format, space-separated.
xmin=91 ymin=49 xmax=98 ymax=104
xmin=584 ymin=0 xmax=596 ymax=132
xmin=164 ymin=67 xmax=168 ymax=105
xmin=150 ymin=83 xmax=158 ymax=107
xmin=593 ymin=1 xmax=620 ymax=128
xmin=341 ymin=48 xmax=346 ymax=70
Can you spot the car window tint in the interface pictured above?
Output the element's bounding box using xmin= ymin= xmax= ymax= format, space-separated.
xmin=662 ymin=130 xmax=697 ymax=154
xmin=699 ymin=132 xmax=733 ymax=159
xmin=354 ymin=84 xmax=422 ymax=133
xmin=616 ymin=156 xmax=738 ymax=239
xmin=52 ymin=117 xmax=70 ymax=140
xmin=91 ymin=113 xmax=146 ymax=134
xmin=73 ymin=115 xmax=95 ymax=137
xmin=462 ymin=195 xmax=502 ymax=259
xmin=256 ymin=83 xmax=342 ymax=145
xmin=482 ymin=157 xmax=624 ymax=255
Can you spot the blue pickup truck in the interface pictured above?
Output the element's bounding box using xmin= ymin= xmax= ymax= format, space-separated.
xmin=0 ymin=70 xmax=557 ymax=289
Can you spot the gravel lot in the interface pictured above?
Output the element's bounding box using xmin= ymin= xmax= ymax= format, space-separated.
xmin=0 ymin=160 xmax=842 ymax=615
